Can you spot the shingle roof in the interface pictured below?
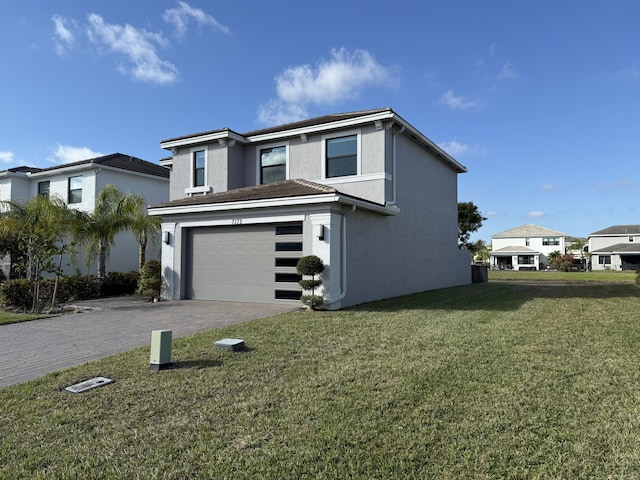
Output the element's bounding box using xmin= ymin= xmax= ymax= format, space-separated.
xmin=161 ymin=108 xmax=393 ymax=144
xmin=589 ymin=225 xmax=640 ymax=236
xmin=492 ymin=224 xmax=567 ymax=238
xmin=490 ymin=246 xmax=540 ymax=255
xmin=37 ymin=153 xmax=169 ymax=179
xmin=150 ymin=179 xmax=343 ymax=208
xmin=592 ymin=243 xmax=640 ymax=254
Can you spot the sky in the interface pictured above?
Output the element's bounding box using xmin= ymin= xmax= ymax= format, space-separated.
xmin=2 ymin=1 xmax=640 ymax=243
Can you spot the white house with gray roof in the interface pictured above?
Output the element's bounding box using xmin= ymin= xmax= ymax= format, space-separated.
xmin=0 ymin=153 xmax=169 ymax=278
xmin=490 ymin=224 xmax=568 ymax=270
xmin=149 ymin=108 xmax=471 ymax=309
xmin=588 ymin=225 xmax=640 ymax=271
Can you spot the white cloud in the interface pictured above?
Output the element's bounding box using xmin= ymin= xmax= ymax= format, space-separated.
xmin=162 ymin=1 xmax=230 ymax=38
xmin=497 ymin=62 xmax=520 ymax=81
xmin=438 ymin=139 xmax=485 ymax=156
xmin=258 ymin=48 xmax=399 ymax=125
xmin=86 ymin=13 xmax=178 ymax=85
xmin=0 ymin=151 xmax=15 ymax=164
xmin=51 ymin=145 xmax=104 ymax=164
xmin=52 ymin=15 xmax=76 ymax=54
xmin=541 ymin=183 xmax=556 ymax=191
xmin=437 ymin=89 xmax=481 ymax=111
xmin=486 ymin=211 xmax=499 ymax=216
xmin=526 ymin=211 xmax=546 ymax=218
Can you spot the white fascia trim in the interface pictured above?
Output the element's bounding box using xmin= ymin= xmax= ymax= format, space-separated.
xmin=149 ymin=193 xmax=399 ymax=217
xmin=160 ymin=130 xmax=246 ymax=150
xmin=179 ymin=214 xmax=306 ymax=229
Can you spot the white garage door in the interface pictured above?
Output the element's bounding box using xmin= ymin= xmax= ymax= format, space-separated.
xmin=185 ymin=222 xmax=303 ymax=303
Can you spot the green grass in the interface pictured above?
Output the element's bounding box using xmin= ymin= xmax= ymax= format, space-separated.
xmin=489 ymin=269 xmax=637 ymax=283
xmin=2 ymin=281 xmax=640 ymax=478
xmin=0 ymin=311 xmax=51 ymax=325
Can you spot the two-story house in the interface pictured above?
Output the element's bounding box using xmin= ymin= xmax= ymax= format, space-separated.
xmin=0 ymin=153 xmax=169 ymax=278
xmin=490 ymin=224 xmax=568 ymax=270
xmin=149 ymin=108 xmax=471 ymax=309
xmin=588 ymin=225 xmax=640 ymax=271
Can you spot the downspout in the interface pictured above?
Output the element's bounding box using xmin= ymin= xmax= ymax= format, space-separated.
xmin=323 ymin=205 xmax=356 ymax=305
xmin=386 ymin=124 xmax=404 ymax=207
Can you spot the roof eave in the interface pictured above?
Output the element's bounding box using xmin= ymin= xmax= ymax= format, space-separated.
xmin=149 ymin=193 xmax=398 ymax=217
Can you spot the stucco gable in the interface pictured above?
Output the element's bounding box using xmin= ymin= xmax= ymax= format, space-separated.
xmin=492 ymin=224 xmax=567 ymax=239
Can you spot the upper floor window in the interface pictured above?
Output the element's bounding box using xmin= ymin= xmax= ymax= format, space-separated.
xmin=38 ymin=181 xmax=50 ymax=197
xmin=68 ymin=176 xmax=82 ymax=204
xmin=542 ymin=237 xmax=559 ymax=246
xmin=629 ymin=236 xmax=634 ymax=242
xmin=525 ymin=237 xmax=530 ymax=246
xmin=326 ymin=134 xmax=357 ymax=178
xmin=260 ymin=146 xmax=286 ymax=184
xmin=193 ymin=150 xmax=205 ymax=187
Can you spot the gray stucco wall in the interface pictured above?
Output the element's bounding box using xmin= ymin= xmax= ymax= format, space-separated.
xmin=341 ymin=133 xmax=470 ymax=308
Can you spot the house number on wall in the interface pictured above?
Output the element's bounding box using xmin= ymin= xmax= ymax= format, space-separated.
xmin=231 ymin=218 xmax=243 ymax=225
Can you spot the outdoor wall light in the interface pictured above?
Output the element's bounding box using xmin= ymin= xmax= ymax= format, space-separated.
xmin=314 ymin=224 xmax=325 ymax=240
xmin=163 ymin=231 xmax=171 ymax=244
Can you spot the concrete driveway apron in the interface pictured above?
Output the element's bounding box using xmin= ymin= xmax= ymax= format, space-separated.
xmin=0 ymin=298 xmax=296 ymax=388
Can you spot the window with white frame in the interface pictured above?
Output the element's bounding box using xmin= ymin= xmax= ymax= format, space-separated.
xmin=38 ymin=181 xmax=50 ymax=197
xmin=525 ymin=238 xmax=530 ymax=246
xmin=193 ymin=150 xmax=205 ymax=187
xmin=518 ymin=255 xmax=534 ymax=265
xmin=629 ymin=236 xmax=634 ymax=242
xmin=325 ymin=134 xmax=358 ymax=178
xmin=68 ymin=176 xmax=82 ymax=204
xmin=260 ymin=145 xmax=286 ymax=184
xmin=542 ymin=237 xmax=560 ymax=246
xmin=598 ymin=255 xmax=611 ymax=265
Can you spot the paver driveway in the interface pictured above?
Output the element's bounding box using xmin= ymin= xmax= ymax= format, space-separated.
xmin=0 ymin=297 xmax=297 ymax=388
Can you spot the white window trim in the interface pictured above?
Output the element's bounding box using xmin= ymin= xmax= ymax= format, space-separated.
xmin=321 ymin=129 xmax=361 ymax=179
xmin=256 ymin=141 xmax=289 ymax=184
xmin=185 ymin=147 xmax=211 ymax=195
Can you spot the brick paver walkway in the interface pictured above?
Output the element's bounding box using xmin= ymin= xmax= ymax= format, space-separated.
xmin=0 ymin=298 xmax=297 ymax=388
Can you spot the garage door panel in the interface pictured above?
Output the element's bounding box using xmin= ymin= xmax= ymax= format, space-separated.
xmin=186 ymin=223 xmax=302 ymax=302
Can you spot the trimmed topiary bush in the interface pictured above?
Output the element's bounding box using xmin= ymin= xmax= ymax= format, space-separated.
xmin=296 ymin=255 xmax=325 ymax=310
xmin=137 ymin=259 xmax=162 ymax=299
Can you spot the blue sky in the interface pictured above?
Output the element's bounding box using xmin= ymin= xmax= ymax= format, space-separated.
xmin=2 ymin=1 xmax=640 ymax=242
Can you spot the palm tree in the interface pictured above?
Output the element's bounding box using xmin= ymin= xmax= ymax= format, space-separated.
xmin=71 ymin=184 xmax=143 ymax=278
xmin=129 ymin=195 xmax=162 ymax=271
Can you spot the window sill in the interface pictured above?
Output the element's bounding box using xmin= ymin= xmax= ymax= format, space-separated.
xmin=185 ymin=186 xmax=212 ymax=195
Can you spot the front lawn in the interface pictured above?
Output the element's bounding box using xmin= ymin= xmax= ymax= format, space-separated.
xmin=2 ymin=281 xmax=640 ymax=478
xmin=0 ymin=311 xmax=51 ymax=326
xmin=489 ymin=269 xmax=637 ymax=283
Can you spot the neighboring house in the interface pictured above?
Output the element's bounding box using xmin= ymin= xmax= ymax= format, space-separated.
xmin=588 ymin=225 xmax=640 ymax=271
xmin=490 ymin=224 xmax=568 ymax=270
xmin=148 ymin=107 xmax=471 ymax=310
xmin=0 ymin=153 xmax=169 ymax=278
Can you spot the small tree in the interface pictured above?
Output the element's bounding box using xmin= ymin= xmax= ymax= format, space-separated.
xmin=458 ymin=201 xmax=487 ymax=249
xmin=296 ymin=255 xmax=325 ymax=310
xmin=546 ymin=250 xmax=562 ymax=268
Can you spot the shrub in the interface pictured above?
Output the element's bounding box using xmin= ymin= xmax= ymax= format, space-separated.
xmin=0 ymin=277 xmax=71 ymax=312
xmin=0 ymin=279 xmax=34 ymax=310
xmin=101 ymin=271 xmax=140 ymax=297
xmin=296 ymin=255 xmax=325 ymax=310
xmin=64 ymin=274 xmax=102 ymax=300
xmin=138 ymin=259 xmax=162 ymax=299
